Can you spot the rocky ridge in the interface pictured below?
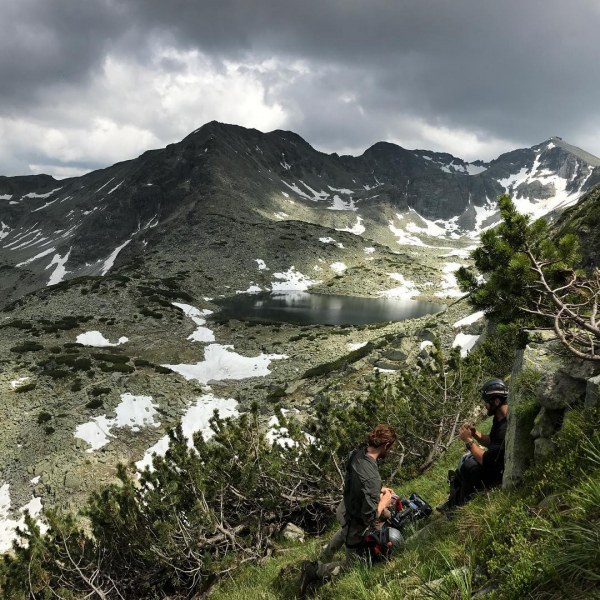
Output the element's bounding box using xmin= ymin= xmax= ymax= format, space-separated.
xmin=1 ymin=124 xmax=598 ymax=309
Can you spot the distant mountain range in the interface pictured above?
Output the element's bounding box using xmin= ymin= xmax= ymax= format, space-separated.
xmin=1 ymin=121 xmax=599 ymax=307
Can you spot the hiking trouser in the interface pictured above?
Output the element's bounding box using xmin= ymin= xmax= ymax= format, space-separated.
xmin=449 ymin=454 xmax=484 ymax=507
xmin=320 ymin=501 xmax=346 ymax=560
xmin=316 ymin=545 xmax=366 ymax=580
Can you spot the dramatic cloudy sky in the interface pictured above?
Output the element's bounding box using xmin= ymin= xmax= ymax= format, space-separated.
xmin=1 ymin=0 xmax=600 ymax=178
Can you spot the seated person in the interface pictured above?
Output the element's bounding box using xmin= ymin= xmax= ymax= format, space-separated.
xmin=437 ymin=378 xmax=508 ymax=511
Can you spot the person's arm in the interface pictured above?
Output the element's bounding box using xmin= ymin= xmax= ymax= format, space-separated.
xmin=459 ymin=423 xmax=485 ymax=465
xmin=359 ymin=468 xmax=387 ymax=524
xmin=465 ymin=422 xmax=491 ymax=447
xmin=377 ymin=488 xmax=393 ymax=518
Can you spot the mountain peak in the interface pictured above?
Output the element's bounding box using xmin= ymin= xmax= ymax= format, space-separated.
xmin=536 ymin=137 xmax=600 ymax=167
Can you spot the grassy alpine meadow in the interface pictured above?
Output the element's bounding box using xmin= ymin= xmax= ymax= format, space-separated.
xmin=210 ymin=409 xmax=600 ymax=600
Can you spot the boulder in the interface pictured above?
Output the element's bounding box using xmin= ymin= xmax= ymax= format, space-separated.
xmin=534 ymin=437 xmax=556 ymax=462
xmin=281 ymin=522 xmax=305 ymax=542
xmin=503 ymin=349 xmax=536 ymax=490
xmin=530 ymin=407 xmax=563 ymax=439
xmin=64 ymin=472 xmax=82 ymax=490
xmin=585 ymin=374 xmax=600 ymax=408
xmin=416 ymin=328 xmax=436 ymax=342
xmin=536 ymin=371 xmax=587 ymax=410
xmin=383 ymin=349 xmax=408 ymax=362
xmin=374 ymin=360 xmax=402 ymax=371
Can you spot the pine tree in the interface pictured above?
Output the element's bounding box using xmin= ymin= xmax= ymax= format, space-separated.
xmin=457 ymin=195 xmax=600 ymax=361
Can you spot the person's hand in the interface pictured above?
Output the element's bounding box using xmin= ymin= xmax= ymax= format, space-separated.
xmin=463 ymin=421 xmax=476 ymax=436
xmin=458 ymin=423 xmax=473 ymax=443
xmin=381 ymin=487 xmax=394 ymax=496
xmin=380 ymin=488 xmax=393 ymax=502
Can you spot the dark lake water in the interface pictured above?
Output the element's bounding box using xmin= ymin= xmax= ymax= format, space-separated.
xmin=212 ymin=291 xmax=445 ymax=326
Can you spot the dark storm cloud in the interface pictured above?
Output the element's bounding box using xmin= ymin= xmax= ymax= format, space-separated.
xmin=2 ymin=0 xmax=600 ymax=174
xmin=123 ymin=0 xmax=600 ymax=148
xmin=0 ymin=0 xmax=133 ymax=108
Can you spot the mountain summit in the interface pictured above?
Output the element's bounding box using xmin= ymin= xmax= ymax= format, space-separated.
xmin=0 ymin=122 xmax=598 ymax=307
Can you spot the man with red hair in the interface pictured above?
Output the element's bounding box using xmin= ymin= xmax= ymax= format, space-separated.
xmin=299 ymin=423 xmax=397 ymax=596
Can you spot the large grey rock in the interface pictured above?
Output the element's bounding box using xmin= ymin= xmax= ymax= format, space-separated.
xmin=374 ymin=360 xmax=402 ymax=371
xmin=416 ymin=328 xmax=436 ymax=342
xmin=504 ymin=331 xmax=600 ymax=490
xmin=536 ymin=371 xmax=587 ymax=409
xmin=530 ymin=407 xmax=563 ymax=439
xmin=383 ymin=349 xmax=408 ymax=362
xmin=281 ymin=522 xmax=305 ymax=542
xmin=534 ymin=437 xmax=557 ymax=462
xmin=585 ymin=374 xmax=600 ymax=408
xmin=503 ymin=348 xmax=537 ymax=490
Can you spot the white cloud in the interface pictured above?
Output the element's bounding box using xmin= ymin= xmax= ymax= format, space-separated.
xmin=0 ymin=47 xmax=289 ymax=177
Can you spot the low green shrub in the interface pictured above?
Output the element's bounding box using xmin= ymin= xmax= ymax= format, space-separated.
xmin=91 ymin=353 xmax=129 ymax=364
xmin=85 ymin=398 xmax=103 ymax=410
xmin=48 ymin=369 xmax=70 ymax=379
xmin=139 ymin=307 xmax=163 ymax=319
xmin=90 ymin=387 xmax=111 ymax=397
xmin=10 ymin=341 xmax=44 ymax=353
xmin=37 ymin=412 xmax=52 ymax=425
xmin=99 ymin=362 xmax=134 ymax=373
xmin=14 ymin=382 xmax=36 ymax=393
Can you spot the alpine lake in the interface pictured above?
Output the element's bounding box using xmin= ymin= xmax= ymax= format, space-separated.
xmin=212 ymin=291 xmax=445 ymax=326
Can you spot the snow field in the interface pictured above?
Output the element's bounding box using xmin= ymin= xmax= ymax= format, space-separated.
xmin=378 ymin=273 xmax=420 ymax=299
xmin=163 ymin=344 xmax=287 ymax=384
xmin=271 ymin=266 xmax=320 ymax=291
xmin=453 ymin=311 xmax=485 ymax=328
xmin=434 ymin=262 xmax=466 ymax=298
xmin=0 ymin=484 xmax=46 ymax=554
xmin=172 ymin=302 xmax=215 ymax=342
xmin=76 ymin=331 xmax=129 ymax=347
xmin=452 ymin=333 xmax=481 ymax=357
xmin=75 ymin=394 xmax=160 ymax=452
xmin=136 ymin=394 xmax=239 ymax=471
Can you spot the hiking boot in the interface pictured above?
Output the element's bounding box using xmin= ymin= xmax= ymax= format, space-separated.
xmin=299 ymin=560 xmax=320 ymax=597
xmin=435 ymin=500 xmax=457 ymax=520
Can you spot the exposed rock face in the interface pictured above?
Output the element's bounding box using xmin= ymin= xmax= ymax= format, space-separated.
xmin=586 ymin=374 xmax=600 ymax=408
xmin=503 ymin=330 xmax=600 ymax=489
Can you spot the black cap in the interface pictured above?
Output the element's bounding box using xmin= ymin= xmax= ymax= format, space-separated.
xmin=481 ymin=378 xmax=508 ymax=401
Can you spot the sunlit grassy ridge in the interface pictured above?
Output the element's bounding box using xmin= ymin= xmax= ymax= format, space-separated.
xmin=211 ymin=411 xmax=600 ymax=600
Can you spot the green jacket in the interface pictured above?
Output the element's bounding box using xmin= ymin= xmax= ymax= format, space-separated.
xmin=342 ymin=448 xmax=381 ymax=546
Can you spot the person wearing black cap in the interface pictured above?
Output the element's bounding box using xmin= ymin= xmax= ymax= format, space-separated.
xmin=437 ymin=379 xmax=509 ymax=512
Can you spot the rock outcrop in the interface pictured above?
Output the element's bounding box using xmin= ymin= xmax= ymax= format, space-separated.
xmin=503 ymin=329 xmax=600 ymax=489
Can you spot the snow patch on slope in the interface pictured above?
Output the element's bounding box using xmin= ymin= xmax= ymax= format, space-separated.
xmin=0 ymin=484 xmax=46 ymax=553
xmin=163 ymin=344 xmax=287 ymax=384
xmin=271 ymin=267 xmax=320 ymax=291
xmin=75 ymin=394 xmax=160 ymax=452
xmin=76 ymin=331 xmax=129 ymax=346
xmin=378 ymin=273 xmax=420 ymax=299
xmin=45 ymin=248 xmax=71 ymax=286
xmin=336 ymin=217 xmax=365 ymax=235
xmin=172 ymin=302 xmax=215 ymax=343
xmin=136 ymin=394 xmax=239 ymax=471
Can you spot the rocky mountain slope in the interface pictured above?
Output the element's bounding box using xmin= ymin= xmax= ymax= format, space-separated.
xmin=1 ymin=123 xmax=598 ymax=308
xmin=1 ymin=122 xmax=599 ymax=550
